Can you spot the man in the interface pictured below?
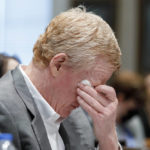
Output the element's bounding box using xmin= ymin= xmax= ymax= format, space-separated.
xmin=0 ymin=6 xmax=121 ymax=150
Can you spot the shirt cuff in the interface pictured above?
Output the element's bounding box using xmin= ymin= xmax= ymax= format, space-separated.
xmin=95 ymin=143 xmax=122 ymax=150
xmin=118 ymin=142 xmax=122 ymax=150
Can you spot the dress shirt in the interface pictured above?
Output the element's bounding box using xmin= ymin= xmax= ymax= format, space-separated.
xmin=19 ymin=65 xmax=122 ymax=150
xmin=19 ymin=65 xmax=65 ymax=150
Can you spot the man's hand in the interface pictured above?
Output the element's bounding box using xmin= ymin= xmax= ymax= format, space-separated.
xmin=77 ymin=83 xmax=119 ymax=150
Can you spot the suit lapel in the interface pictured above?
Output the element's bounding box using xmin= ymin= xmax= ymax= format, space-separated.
xmin=59 ymin=124 xmax=70 ymax=150
xmin=12 ymin=67 xmax=52 ymax=150
xmin=31 ymin=106 xmax=52 ymax=150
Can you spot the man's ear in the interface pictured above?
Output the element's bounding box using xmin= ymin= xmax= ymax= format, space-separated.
xmin=49 ymin=53 xmax=68 ymax=77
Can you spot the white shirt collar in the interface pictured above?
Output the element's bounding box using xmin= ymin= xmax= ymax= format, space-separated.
xmin=18 ymin=65 xmax=65 ymax=150
xmin=19 ymin=65 xmax=60 ymax=123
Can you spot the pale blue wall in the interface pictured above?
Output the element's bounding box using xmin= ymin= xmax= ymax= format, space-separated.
xmin=0 ymin=0 xmax=53 ymax=64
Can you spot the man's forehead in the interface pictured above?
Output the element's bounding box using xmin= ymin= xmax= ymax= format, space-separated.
xmin=87 ymin=64 xmax=114 ymax=86
xmin=88 ymin=71 xmax=110 ymax=87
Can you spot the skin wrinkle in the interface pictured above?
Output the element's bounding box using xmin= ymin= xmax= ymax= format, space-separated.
xmin=39 ymin=56 xmax=113 ymax=118
xmin=87 ymin=61 xmax=114 ymax=87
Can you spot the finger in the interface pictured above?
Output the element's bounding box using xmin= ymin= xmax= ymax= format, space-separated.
xmin=78 ymin=83 xmax=97 ymax=100
xmin=77 ymin=96 xmax=102 ymax=118
xmin=78 ymin=83 xmax=111 ymax=107
xmin=77 ymin=88 xmax=105 ymax=112
xmin=95 ymin=85 xmax=117 ymax=102
xmin=97 ymin=93 xmax=111 ymax=106
xmin=107 ymin=99 xmax=118 ymax=111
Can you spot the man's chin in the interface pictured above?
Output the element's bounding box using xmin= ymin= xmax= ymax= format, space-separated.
xmin=61 ymin=109 xmax=75 ymax=118
xmin=59 ymin=110 xmax=71 ymax=118
xmin=59 ymin=105 xmax=80 ymax=118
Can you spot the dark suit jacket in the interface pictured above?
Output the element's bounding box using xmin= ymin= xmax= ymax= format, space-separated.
xmin=0 ymin=67 xmax=70 ymax=150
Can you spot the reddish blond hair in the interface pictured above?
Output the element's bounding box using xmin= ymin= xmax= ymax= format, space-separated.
xmin=33 ymin=6 xmax=121 ymax=69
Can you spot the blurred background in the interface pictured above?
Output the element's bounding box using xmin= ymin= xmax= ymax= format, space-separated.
xmin=1 ymin=0 xmax=150 ymax=149
xmin=0 ymin=0 xmax=150 ymax=74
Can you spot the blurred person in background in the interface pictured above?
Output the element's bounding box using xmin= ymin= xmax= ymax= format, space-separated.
xmin=0 ymin=7 xmax=122 ymax=150
xmin=144 ymin=74 xmax=150 ymax=126
xmin=0 ymin=53 xmax=20 ymax=77
xmin=111 ymin=71 xmax=146 ymax=148
xmin=143 ymin=74 xmax=150 ymax=148
xmin=144 ymin=74 xmax=150 ymax=100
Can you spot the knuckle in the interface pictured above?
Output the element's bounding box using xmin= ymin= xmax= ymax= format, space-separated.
xmin=109 ymin=86 xmax=115 ymax=93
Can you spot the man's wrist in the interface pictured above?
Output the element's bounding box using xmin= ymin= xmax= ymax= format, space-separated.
xmin=96 ymin=143 xmax=122 ymax=150
xmin=98 ymin=131 xmax=118 ymax=150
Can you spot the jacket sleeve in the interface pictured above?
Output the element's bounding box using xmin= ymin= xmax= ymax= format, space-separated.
xmin=0 ymin=102 xmax=22 ymax=150
xmin=95 ymin=143 xmax=122 ymax=150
